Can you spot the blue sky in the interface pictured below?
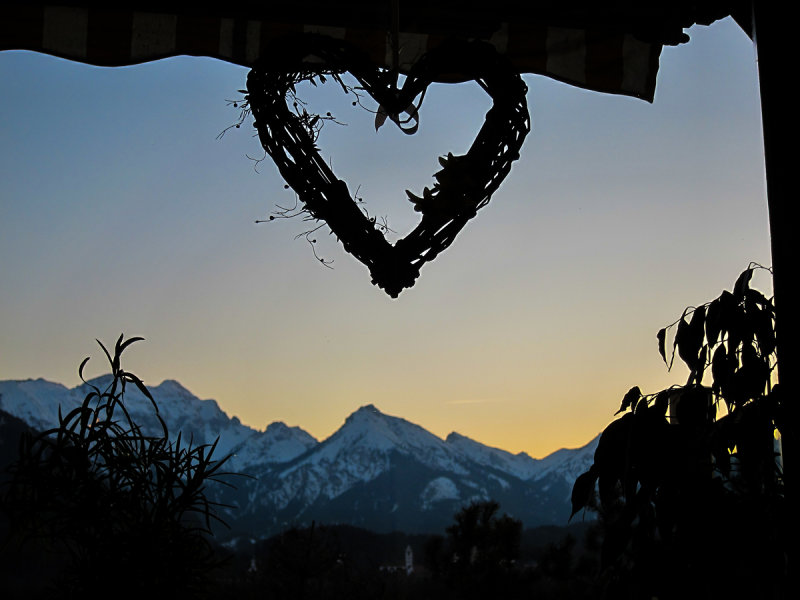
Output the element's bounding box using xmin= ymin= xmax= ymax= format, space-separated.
xmin=0 ymin=17 xmax=770 ymax=456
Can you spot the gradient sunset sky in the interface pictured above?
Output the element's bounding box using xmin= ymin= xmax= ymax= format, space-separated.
xmin=0 ymin=17 xmax=770 ymax=457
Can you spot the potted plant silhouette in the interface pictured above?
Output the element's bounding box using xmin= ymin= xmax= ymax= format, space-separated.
xmin=572 ymin=265 xmax=785 ymax=599
xmin=1 ymin=335 xmax=236 ymax=598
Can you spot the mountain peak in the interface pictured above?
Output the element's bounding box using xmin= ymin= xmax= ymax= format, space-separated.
xmin=264 ymin=420 xmax=316 ymax=441
xmin=343 ymin=404 xmax=385 ymax=424
xmin=0 ymin=374 xmax=600 ymax=537
xmin=152 ymin=379 xmax=196 ymax=399
xmin=157 ymin=378 xmax=188 ymax=391
xmin=265 ymin=420 xmax=290 ymax=433
xmin=445 ymin=430 xmax=541 ymax=480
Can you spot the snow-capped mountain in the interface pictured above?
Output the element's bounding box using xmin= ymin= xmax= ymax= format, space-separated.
xmin=0 ymin=377 xmax=317 ymax=470
xmin=233 ymin=402 xmax=598 ymax=535
xmin=445 ymin=431 xmax=541 ymax=480
xmin=274 ymin=404 xmax=471 ymax=504
xmin=0 ymin=377 xmax=598 ymax=538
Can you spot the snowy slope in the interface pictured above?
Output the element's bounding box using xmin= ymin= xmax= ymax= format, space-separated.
xmin=445 ymin=431 xmax=540 ymax=480
xmin=239 ymin=404 xmax=600 ymax=535
xmin=0 ymin=377 xmax=600 ymax=536
xmin=264 ymin=404 xmax=471 ymax=509
xmin=0 ymin=378 xmax=77 ymax=431
xmin=0 ymin=377 xmax=317 ymax=470
xmin=530 ymin=435 xmax=600 ymax=484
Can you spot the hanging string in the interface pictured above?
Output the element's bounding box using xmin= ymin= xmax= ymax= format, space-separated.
xmin=390 ymin=0 xmax=400 ymax=82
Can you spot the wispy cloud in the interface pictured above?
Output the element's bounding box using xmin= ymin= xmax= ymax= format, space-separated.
xmin=446 ymin=398 xmax=505 ymax=406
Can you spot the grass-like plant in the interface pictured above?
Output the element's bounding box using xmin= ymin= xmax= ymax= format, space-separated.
xmin=1 ymin=335 xmax=235 ymax=598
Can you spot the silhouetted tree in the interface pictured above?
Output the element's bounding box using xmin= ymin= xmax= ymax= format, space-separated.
xmin=434 ymin=500 xmax=523 ymax=599
xmin=423 ymin=533 xmax=447 ymax=576
xmin=446 ymin=500 xmax=521 ymax=568
xmin=256 ymin=523 xmax=347 ymax=600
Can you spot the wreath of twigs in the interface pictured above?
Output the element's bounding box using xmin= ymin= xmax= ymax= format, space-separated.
xmin=246 ymin=33 xmax=529 ymax=297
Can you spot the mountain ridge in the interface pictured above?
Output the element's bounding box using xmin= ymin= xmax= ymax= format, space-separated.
xmin=0 ymin=376 xmax=598 ymax=538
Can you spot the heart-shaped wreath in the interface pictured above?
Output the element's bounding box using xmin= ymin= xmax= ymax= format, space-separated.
xmin=247 ymin=34 xmax=529 ymax=297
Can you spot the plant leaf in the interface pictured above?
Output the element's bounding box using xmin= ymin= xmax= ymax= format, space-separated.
xmin=118 ymin=336 xmax=145 ymax=355
xmin=78 ymin=356 xmax=91 ymax=381
xmin=657 ymin=328 xmax=667 ymax=365
xmin=570 ymin=468 xmax=598 ymax=520
xmin=654 ymin=390 xmax=670 ymax=417
xmin=374 ymin=105 xmax=388 ymax=130
xmin=124 ymin=372 xmax=155 ymax=404
xmin=616 ymin=386 xmax=642 ymax=415
xmin=96 ymin=338 xmax=114 ymax=369
xmin=705 ymin=298 xmax=721 ymax=346
xmin=677 ymin=306 xmax=705 ymax=373
xmin=733 ymin=268 xmax=753 ymax=300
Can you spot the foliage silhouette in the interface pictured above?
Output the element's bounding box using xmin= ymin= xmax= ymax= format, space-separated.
xmin=0 ymin=335 xmax=236 ymax=598
xmin=216 ymin=511 xmax=601 ymax=599
xmin=421 ymin=500 xmax=524 ymax=599
xmin=572 ymin=265 xmax=786 ymax=599
xmin=247 ymin=522 xmax=353 ymax=600
xmin=445 ymin=500 xmax=522 ymax=570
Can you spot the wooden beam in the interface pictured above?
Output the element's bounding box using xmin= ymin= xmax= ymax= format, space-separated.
xmin=753 ymin=0 xmax=798 ymax=579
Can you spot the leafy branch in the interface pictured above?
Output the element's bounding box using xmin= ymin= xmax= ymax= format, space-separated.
xmin=570 ymin=265 xmax=785 ymax=599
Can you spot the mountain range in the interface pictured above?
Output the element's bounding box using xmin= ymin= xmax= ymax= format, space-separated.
xmin=0 ymin=376 xmax=598 ymax=539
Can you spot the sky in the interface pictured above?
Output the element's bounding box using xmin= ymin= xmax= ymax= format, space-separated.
xmin=0 ymin=17 xmax=771 ymax=458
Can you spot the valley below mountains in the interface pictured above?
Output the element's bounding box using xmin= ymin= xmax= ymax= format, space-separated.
xmin=0 ymin=377 xmax=598 ymax=540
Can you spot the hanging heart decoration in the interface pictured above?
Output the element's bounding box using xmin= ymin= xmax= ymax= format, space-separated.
xmin=247 ymin=34 xmax=529 ymax=297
